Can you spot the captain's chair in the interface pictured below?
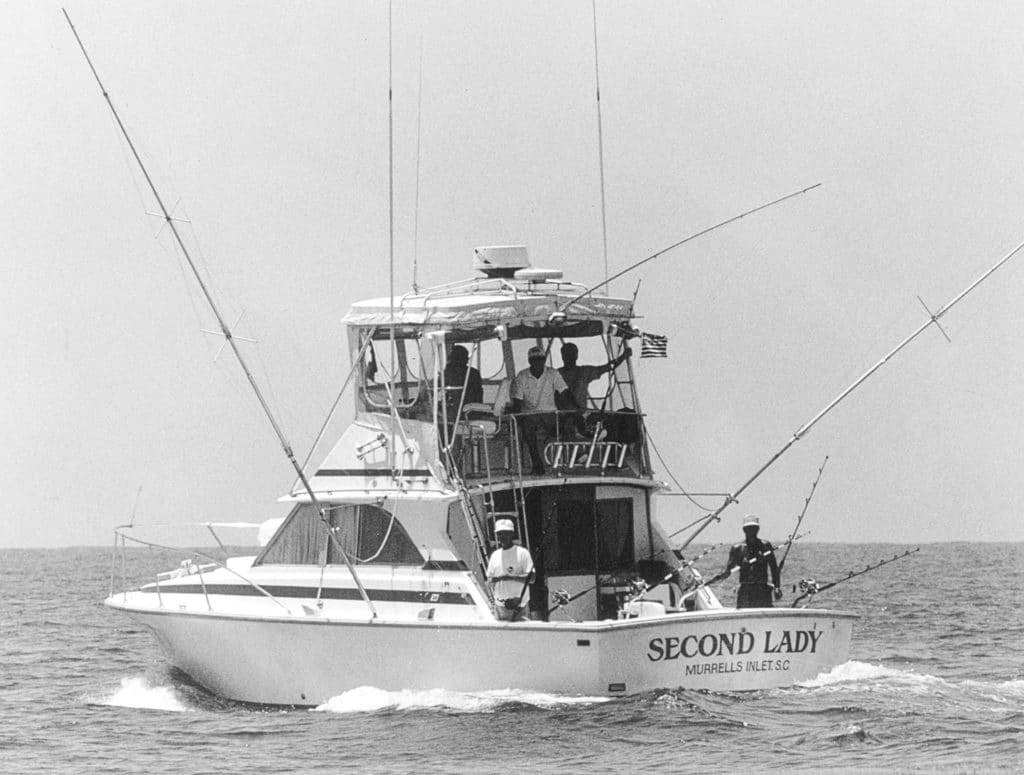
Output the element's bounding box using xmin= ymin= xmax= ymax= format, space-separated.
xmin=459 ymin=378 xmax=511 ymax=437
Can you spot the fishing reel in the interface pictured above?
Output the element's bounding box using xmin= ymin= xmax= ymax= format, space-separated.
xmin=551 ymin=589 xmax=571 ymax=607
xmin=795 ymin=578 xmax=820 ymax=596
xmin=628 ymin=578 xmax=649 ymax=598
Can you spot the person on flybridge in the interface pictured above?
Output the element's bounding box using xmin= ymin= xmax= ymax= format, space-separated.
xmin=510 ymin=345 xmax=577 ymax=474
xmin=725 ymin=515 xmax=783 ymax=608
xmin=443 ymin=344 xmax=483 ymax=408
xmin=557 ymin=342 xmax=632 ymax=412
xmin=486 ymin=519 xmax=535 ymax=621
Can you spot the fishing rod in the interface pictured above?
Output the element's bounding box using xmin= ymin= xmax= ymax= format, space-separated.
xmin=495 ymin=497 xmax=559 ymax=620
xmin=546 ymin=575 xmax=616 ymax=620
xmin=557 ymin=183 xmax=821 ymax=312
xmin=623 ymin=542 xmax=722 ymax=605
xmin=791 ymin=548 xmax=920 ymax=608
xmin=676 ymin=234 xmax=1024 ymax=557
xmin=542 ymin=497 xmax=632 ymax=619
xmin=549 ymin=533 xmax=796 ymax=618
xmin=502 ymin=565 xmax=537 ymax=621
xmin=778 ymin=455 xmax=828 ymax=574
xmin=63 ymin=10 xmax=379 ymax=618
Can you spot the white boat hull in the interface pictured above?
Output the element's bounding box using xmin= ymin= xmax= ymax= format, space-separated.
xmin=110 ymin=600 xmax=855 ymax=704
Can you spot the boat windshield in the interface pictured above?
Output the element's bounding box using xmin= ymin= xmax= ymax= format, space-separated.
xmin=254 ymin=503 xmax=422 ymax=566
xmin=353 ymin=329 xmax=435 ymax=420
xmin=346 ymin=322 xmax=648 ymax=477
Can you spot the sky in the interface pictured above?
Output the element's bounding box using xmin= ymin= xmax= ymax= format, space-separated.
xmin=3 ymin=1 xmax=1024 ymax=548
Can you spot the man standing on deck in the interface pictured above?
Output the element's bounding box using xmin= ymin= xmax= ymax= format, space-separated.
xmin=486 ymin=518 xmax=534 ymax=621
xmin=510 ymin=345 xmax=576 ymax=474
xmin=726 ymin=515 xmax=783 ymax=608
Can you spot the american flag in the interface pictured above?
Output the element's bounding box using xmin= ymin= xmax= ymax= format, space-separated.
xmin=640 ymin=332 xmax=668 ymax=358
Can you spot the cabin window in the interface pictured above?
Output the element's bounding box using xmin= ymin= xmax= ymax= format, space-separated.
xmin=326 ymin=504 xmax=423 ymax=565
xmin=255 ymin=503 xmax=422 ymax=565
xmin=254 ymin=504 xmax=328 ymax=565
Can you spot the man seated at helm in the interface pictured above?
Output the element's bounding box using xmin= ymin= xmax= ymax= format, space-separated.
xmin=486 ymin=518 xmax=535 ymax=621
xmin=510 ymin=345 xmax=577 ymax=474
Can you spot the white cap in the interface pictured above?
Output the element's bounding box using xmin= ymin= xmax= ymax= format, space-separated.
xmin=494 ymin=518 xmax=515 ymax=534
xmin=742 ymin=515 xmax=760 ymax=528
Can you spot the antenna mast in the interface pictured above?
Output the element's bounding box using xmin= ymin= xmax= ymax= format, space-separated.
xmin=387 ymin=0 xmax=397 ymax=469
xmin=63 ymin=9 xmax=377 ymax=617
xmin=591 ymin=0 xmax=610 ymax=294
xmin=412 ymin=35 xmax=424 ymax=293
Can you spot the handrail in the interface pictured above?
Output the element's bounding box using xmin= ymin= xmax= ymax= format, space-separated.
xmin=112 ymin=525 xmax=293 ymax=613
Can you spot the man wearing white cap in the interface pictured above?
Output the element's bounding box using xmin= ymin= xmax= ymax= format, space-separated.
xmin=486 ymin=518 xmax=535 ymax=621
xmin=510 ymin=345 xmax=576 ymax=474
xmin=725 ymin=515 xmax=782 ymax=608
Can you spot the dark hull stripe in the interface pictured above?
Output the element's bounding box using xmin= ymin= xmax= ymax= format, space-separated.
xmin=314 ymin=469 xmax=434 ymax=478
xmin=141 ymin=584 xmax=473 ymax=606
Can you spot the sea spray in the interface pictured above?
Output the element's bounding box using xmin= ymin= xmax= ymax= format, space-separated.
xmin=101 ymin=676 xmax=192 ymax=712
xmin=314 ymin=686 xmax=612 ymax=714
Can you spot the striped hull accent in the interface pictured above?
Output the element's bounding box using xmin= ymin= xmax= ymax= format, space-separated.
xmin=314 ymin=469 xmax=434 ymax=478
xmin=141 ymin=583 xmax=472 ymax=606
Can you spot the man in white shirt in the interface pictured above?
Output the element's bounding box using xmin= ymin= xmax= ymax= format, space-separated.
xmin=486 ymin=518 xmax=535 ymax=621
xmin=510 ymin=345 xmax=576 ymax=474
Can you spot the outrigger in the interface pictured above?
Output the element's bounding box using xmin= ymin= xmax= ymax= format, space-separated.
xmin=70 ymin=11 xmax=1020 ymax=705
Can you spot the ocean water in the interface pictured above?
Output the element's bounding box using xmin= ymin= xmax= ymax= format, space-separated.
xmin=1 ymin=543 xmax=1021 ymax=774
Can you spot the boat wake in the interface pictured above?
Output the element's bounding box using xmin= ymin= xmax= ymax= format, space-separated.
xmin=798 ymin=660 xmax=936 ymax=688
xmin=794 ymin=661 xmax=1024 ymax=704
xmin=96 ymin=676 xmax=193 ymax=712
xmin=314 ymin=686 xmax=613 ymax=714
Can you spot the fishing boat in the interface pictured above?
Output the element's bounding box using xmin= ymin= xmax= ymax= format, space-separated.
xmin=72 ymin=8 xmax=1016 ymax=705
xmin=105 ymin=244 xmax=856 ymax=704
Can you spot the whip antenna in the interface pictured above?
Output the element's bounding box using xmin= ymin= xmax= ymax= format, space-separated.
xmin=591 ymin=0 xmax=610 ymax=294
xmin=387 ymin=0 xmax=398 ymax=469
xmin=412 ymin=35 xmax=424 ymax=292
xmin=63 ymin=9 xmax=378 ymax=618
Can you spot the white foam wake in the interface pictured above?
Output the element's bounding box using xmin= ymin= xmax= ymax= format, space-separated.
xmin=798 ymin=663 xmax=1024 ymax=709
xmin=101 ymin=676 xmax=192 ymax=712
xmin=798 ymin=660 xmax=930 ymax=688
xmin=958 ymin=678 xmax=1024 ymax=702
xmin=315 ymin=686 xmax=612 ymax=714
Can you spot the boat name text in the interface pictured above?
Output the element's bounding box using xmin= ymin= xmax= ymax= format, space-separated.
xmin=646 ymin=629 xmax=822 ymax=662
